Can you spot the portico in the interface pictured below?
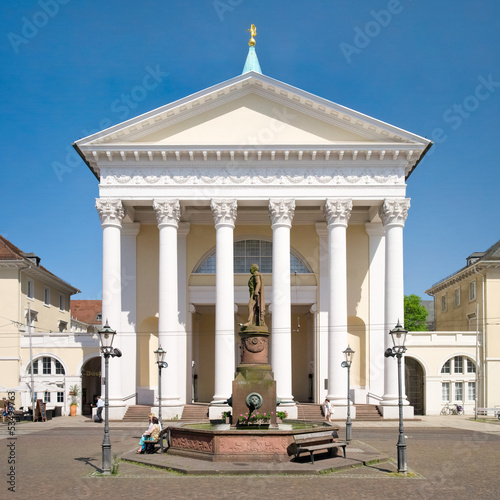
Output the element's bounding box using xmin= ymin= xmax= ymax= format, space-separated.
xmin=74 ymin=54 xmax=430 ymax=419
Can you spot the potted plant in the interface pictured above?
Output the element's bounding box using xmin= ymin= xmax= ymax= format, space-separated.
xmin=276 ymin=410 xmax=288 ymax=423
xmin=69 ymin=384 xmax=80 ymax=417
xmin=221 ymin=411 xmax=232 ymax=424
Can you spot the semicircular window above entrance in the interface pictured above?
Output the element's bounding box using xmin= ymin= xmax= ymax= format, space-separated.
xmin=194 ymin=239 xmax=312 ymax=274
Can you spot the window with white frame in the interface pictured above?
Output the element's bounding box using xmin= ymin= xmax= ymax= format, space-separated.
xmin=468 ymin=382 xmax=476 ymax=401
xmin=454 ymin=356 xmax=463 ymax=374
xmin=57 ymin=392 xmax=64 ymax=403
xmin=440 ymin=356 xmax=476 ymax=406
xmin=28 ymin=357 xmax=65 ymax=376
xmin=441 ymin=294 xmax=447 ymax=312
xmin=442 ymin=382 xmax=450 ymax=401
xmin=454 ymin=288 xmax=460 ymax=307
xmin=44 ymin=287 xmax=50 ymax=306
xmin=467 ymin=359 xmax=476 ymax=373
xmin=194 ymin=239 xmax=312 ymax=274
xmin=27 ymin=279 xmax=34 ymax=299
xmin=469 ymin=280 xmax=476 ymax=301
xmin=44 ymin=391 xmax=51 ymax=403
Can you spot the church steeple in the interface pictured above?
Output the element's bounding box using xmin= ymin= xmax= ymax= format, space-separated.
xmin=242 ymin=24 xmax=262 ymax=74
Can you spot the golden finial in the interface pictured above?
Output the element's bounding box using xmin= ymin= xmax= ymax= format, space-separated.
xmin=246 ymin=24 xmax=257 ymax=47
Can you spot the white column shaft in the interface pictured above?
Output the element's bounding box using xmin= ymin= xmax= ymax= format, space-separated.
xmin=272 ymin=224 xmax=293 ymax=401
xmin=380 ymin=199 xmax=410 ymax=405
xmin=211 ymin=199 xmax=237 ymax=402
xmin=213 ymin=225 xmax=235 ymax=400
xmin=96 ymin=198 xmax=124 ymax=403
xmin=120 ymin=223 xmax=140 ymax=404
xmin=327 ymin=223 xmax=348 ymax=402
xmin=158 ymin=224 xmax=179 ymax=401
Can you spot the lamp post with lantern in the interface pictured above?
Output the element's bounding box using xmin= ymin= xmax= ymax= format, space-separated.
xmin=384 ymin=321 xmax=408 ymax=474
xmin=341 ymin=345 xmax=355 ymax=442
xmin=97 ymin=321 xmax=122 ymax=475
xmin=154 ymin=345 xmax=168 ymax=453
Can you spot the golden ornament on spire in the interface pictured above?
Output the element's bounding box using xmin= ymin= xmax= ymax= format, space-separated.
xmin=246 ymin=24 xmax=257 ymax=46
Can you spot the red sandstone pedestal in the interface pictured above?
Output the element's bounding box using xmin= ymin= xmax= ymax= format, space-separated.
xmin=232 ymin=325 xmax=277 ymax=427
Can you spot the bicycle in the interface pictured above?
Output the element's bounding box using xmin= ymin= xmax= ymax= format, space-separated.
xmin=441 ymin=403 xmax=464 ymax=415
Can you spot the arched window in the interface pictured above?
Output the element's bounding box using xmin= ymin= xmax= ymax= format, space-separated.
xmin=27 ymin=357 xmax=65 ymax=375
xmin=194 ymin=239 xmax=312 ymax=274
xmin=440 ymin=356 xmax=476 ymax=405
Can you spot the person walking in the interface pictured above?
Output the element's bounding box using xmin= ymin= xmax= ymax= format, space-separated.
xmin=95 ymin=395 xmax=104 ymax=423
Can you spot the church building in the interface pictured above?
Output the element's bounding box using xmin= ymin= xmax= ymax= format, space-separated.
xmin=74 ymin=31 xmax=431 ymax=419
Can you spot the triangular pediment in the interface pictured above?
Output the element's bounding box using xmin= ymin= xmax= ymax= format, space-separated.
xmin=75 ymin=72 xmax=429 ymax=149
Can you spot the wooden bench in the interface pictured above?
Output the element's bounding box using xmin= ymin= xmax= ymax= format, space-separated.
xmin=291 ymin=430 xmax=348 ymax=464
xmin=143 ymin=428 xmax=169 ymax=454
xmin=478 ymin=408 xmax=500 ymax=419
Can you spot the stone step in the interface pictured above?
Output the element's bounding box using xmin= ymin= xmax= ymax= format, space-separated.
xmin=122 ymin=405 xmax=152 ymax=422
xmin=181 ymin=404 xmax=209 ymax=421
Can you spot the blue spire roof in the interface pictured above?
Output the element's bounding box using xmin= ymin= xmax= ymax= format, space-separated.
xmin=242 ymin=45 xmax=262 ymax=74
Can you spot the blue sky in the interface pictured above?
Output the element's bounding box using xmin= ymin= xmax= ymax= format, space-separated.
xmin=1 ymin=0 xmax=499 ymax=300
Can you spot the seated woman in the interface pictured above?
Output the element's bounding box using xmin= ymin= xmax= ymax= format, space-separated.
xmin=136 ymin=416 xmax=160 ymax=453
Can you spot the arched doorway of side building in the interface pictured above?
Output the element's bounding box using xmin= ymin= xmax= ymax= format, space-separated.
xmin=405 ymin=357 xmax=425 ymax=415
xmin=81 ymin=357 xmax=101 ymax=416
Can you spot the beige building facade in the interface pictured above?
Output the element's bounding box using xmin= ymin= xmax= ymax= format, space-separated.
xmin=425 ymin=240 xmax=500 ymax=413
xmin=0 ymin=235 xmax=86 ymax=415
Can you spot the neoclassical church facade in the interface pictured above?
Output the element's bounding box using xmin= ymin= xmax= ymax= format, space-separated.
xmin=74 ymin=42 xmax=431 ymax=419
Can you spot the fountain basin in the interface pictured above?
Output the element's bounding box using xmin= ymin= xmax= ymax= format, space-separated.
xmin=167 ymin=421 xmax=339 ymax=462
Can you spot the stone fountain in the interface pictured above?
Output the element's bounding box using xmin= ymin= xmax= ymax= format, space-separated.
xmin=167 ymin=265 xmax=337 ymax=462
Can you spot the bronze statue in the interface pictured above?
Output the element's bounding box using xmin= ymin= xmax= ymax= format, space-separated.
xmin=244 ymin=264 xmax=266 ymax=327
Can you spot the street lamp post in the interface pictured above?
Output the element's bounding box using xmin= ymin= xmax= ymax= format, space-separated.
xmin=97 ymin=321 xmax=122 ymax=475
xmin=341 ymin=346 xmax=355 ymax=442
xmin=154 ymin=345 xmax=168 ymax=453
xmin=384 ymin=321 xmax=408 ymax=474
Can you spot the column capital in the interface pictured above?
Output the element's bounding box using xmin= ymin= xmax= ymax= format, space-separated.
xmin=96 ymin=198 xmax=124 ymax=227
xmin=269 ymin=199 xmax=295 ymax=227
xmin=211 ymin=199 xmax=237 ymax=227
xmin=379 ymin=199 xmax=410 ymax=227
xmin=324 ymin=199 xmax=352 ymax=227
xmin=153 ymin=199 xmax=181 ymax=228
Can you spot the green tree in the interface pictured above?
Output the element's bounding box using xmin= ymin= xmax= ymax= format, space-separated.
xmin=404 ymin=295 xmax=428 ymax=331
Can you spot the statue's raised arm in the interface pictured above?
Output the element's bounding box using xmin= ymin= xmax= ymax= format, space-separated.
xmin=244 ymin=264 xmax=266 ymax=327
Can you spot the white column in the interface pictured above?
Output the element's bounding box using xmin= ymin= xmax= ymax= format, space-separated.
xmin=269 ymin=199 xmax=295 ymax=402
xmin=315 ymin=222 xmax=329 ymax=402
xmin=96 ymin=198 xmax=124 ymax=404
xmin=120 ymin=222 xmax=141 ymax=405
xmin=177 ymin=222 xmax=190 ymax=404
xmin=153 ymin=199 xmax=181 ymax=405
xmin=379 ymin=199 xmax=410 ymax=406
xmin=324 ymin=199 xmax=352 ymax=404
xmin=365 ymin=222 xmax=386 ymax=402
xmin=211 ymin=199 xmax=237 ymax=402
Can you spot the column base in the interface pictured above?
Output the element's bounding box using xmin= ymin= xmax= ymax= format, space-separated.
xmin=380 ymin=405 xmax=414 ymax=419
xmin=327 ymin=405 xmax=356 ymax=420
xmin=209 ymin=403 xmax=230 ymax=420
xmin=277 ymin=401 xmax=297 ymax=419
xmin=152 ymin=405 xmax=183 ymax=421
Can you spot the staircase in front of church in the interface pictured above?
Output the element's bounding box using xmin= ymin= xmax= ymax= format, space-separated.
xmin=122 ymin=405 xmax=153 ymax=422
xmin=296 ymin=403 xmax=383 ymax=421
xmin=181 ymin=404 xmax=210 ymax=421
